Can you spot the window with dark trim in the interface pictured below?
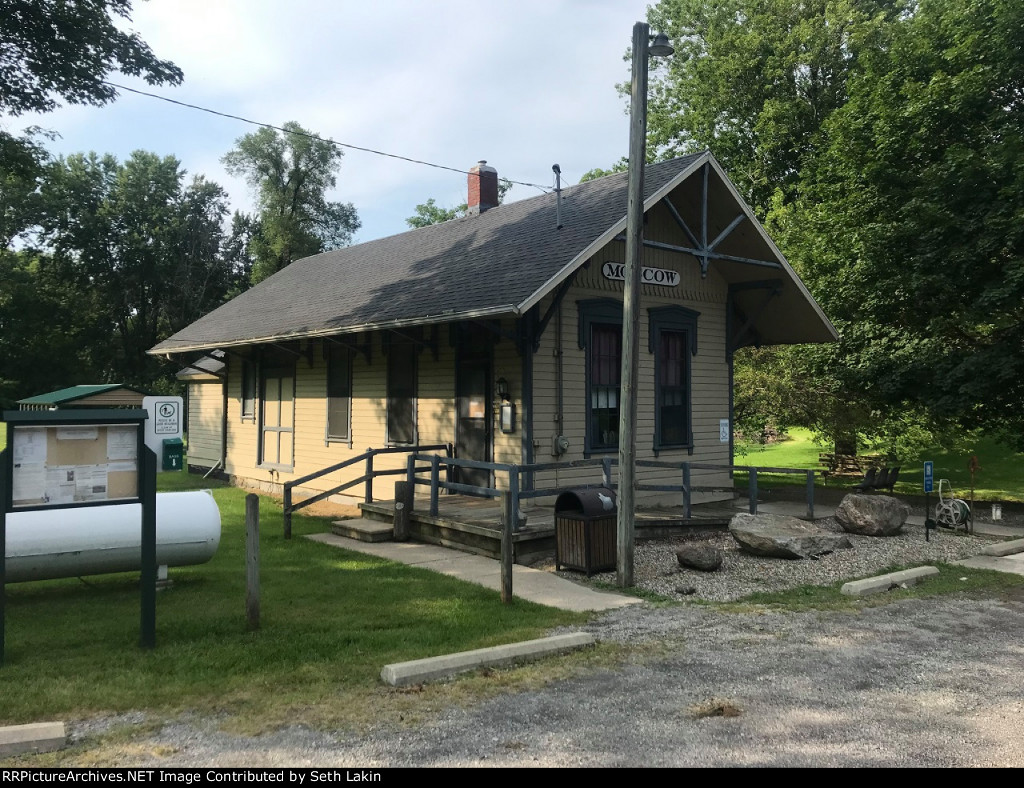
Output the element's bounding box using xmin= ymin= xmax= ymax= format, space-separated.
xmin=387 ymin=342 xmax=416 ymax=445
xmin=241 ymin=359 xmax=256 ymax=420
xmin=590 ymin=324 xmax=621 ymax=451
xmin=578 ymin=299 xmax=623 ymax=455
xmin=648 ymin=305 xmax=699 ymax=451
xmin=326 ymin=345 xmax=352 ymax=442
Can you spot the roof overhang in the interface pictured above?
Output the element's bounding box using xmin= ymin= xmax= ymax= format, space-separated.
xmin=517 ymin=152 xmax=837 ymax=347
xmin=152 ymin=304 xmax=519 ymax=357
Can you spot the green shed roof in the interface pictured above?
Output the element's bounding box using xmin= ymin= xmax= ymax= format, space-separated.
xmin=17 ymin=384 xmax=147 ymax=406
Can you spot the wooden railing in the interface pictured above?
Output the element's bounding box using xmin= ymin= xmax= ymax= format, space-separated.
xmin=402 ymin=455 xmax=818 ymax=529
xmin=282 ymin=443 xmax=451 ymax=538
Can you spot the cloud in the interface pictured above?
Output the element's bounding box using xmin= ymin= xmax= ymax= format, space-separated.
xmin=18 ymin=0 xmax=654 ymax=241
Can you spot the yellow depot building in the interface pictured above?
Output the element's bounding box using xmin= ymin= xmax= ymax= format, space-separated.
xmin=151 ymin=154 xmax=835 ymax=557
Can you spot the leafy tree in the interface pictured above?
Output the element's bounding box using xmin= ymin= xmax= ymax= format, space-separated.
xmin=0 ymin=128 xmax=50 ymax=248
xmin=787 ymin=0 xmax=1024 ymax=450
xmin=0 ymin=251 xmax=110 ymax=407
xmin=406 ymin=197 xmax=461 ymax=228
xmin=405 ymin=178 xmax=513 ymax=228
xmin=643 ymin=0 xmax=906 ymax=212
xmin=222 ymin=122 xmax=360 ymax=283
xmin=37 ymin=150 xmax=235 ymax=387
xmin=0 ymin=0 xmax=182 ymax=116
xmin=579 ymin=159 xmax=627 ymax=183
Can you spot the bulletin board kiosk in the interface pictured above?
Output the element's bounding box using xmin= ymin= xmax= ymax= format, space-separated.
xmin=0 ymin=409 xmax=158 ymax=666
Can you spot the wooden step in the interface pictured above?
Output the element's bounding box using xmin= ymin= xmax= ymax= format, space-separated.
xmin=331 ymin=517 xmax=394 ymax=543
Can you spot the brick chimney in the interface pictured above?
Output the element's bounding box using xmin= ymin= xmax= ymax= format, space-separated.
xmin=466 ymin=160 xmax=498 ymax=215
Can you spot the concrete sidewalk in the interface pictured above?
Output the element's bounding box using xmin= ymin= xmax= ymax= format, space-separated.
xmin=306 ymin=533 xmax=643 ymax=613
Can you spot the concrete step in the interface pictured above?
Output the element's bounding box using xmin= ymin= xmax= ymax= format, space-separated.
xmin=331 ymin=517 xmax=394 ymax=542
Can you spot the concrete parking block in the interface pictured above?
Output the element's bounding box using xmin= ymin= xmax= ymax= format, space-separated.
xmin=978 ymin=538 xmax=1024 ymax=557
xmin=381 ymin=632 xmax=595 ymax=687
xmin=0 ymin=722 xmax=66 ymax=757
xmin=841 ymin=566 xmax=939 ymax=596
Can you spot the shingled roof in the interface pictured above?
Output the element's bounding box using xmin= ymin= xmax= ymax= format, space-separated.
xmin=150 ymin=152 xmax=835 ymax=355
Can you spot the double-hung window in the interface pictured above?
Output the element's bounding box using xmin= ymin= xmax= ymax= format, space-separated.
xmin=240 ymin=360 xmax=256 ymax=420
xmin=578 ymin=299 xmax=623 ymax=455
xmin=589 ymin=324 xmax=621 ymax=451
xmin=326 ymin=345 xmax=352 ymax=442
xmin=649 ymin=306 xmax=699 ymax=451
xmin=387 ymin=341 xmax=417 ymax=445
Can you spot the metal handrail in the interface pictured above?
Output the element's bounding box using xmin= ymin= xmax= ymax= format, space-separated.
xmin=401 ymin=453 xmax=817 ymax=536
xmin=282 ymin=443 xmax=451 ymax=538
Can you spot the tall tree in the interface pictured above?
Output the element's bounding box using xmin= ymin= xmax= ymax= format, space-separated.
xmin=0 ymin=0 xmax=182 ymax=116
xmin=222 ymin=122 xmax=360 ymax=283
xmin=787 ymin=0 xmax=1024 ymax=449
xmin=37 ymin=151 xmax=235 ymax=388
xmin=643 ymin=0 xmax=906 ymax=212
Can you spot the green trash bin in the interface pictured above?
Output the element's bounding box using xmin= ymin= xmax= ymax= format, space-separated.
xmin=162 ymin=437 xmax=184 ymax=471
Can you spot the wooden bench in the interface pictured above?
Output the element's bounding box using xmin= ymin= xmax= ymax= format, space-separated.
xmin=819 ymin=453 xmax=884 ymax=477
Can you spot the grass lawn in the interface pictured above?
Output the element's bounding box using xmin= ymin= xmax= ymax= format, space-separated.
xmin=737 ymin=428 xmax=1024 ymax=502
xmin=0 ymin=468 xmax=585 ymax=732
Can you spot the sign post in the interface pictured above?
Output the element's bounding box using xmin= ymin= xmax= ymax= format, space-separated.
xmin=1 ymin=409 xmax=155 ymax=665
xmin=923 ymin=461 xmax=935 ymax=542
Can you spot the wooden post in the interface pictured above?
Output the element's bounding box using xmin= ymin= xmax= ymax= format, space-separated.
xmin=0 ymin=448 xmax=8 ymax=667
xmin=282 ymin=484 xmax=292 ymax=540
xmin=430 ymin=455 xmax=440 ymax=516
xmin=139 ymin=445 xmax=157 ymax=649
xmin=682 ymin=462 xmax=691 ymax=519
xmin=245 ymin=493 xmax=260 ymax=631
xmin=616 ymin=21 xmax=652 ymax=589
xmin=805 ymin=470 xmax=815 ymax=520
xmin=501 ymin=491 xmax=514 ymax=604
xmin=393 ymin=481 xmax=413 ymax=541
xmin=748 ymin=467 xmax=758 ymax=514
xmin=509 ymin=468 xmax=521 ymax=533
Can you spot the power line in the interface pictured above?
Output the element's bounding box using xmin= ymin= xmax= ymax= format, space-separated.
xmin=101 ymin=80 xmax=552 ymax=194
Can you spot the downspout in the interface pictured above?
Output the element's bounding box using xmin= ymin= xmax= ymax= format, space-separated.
xmin=726 ymin=298 xmax=734 ymax=477
xmin=556 ymin=297 xmax=564 ymax=489
xmin=220 ymin=367 xmax=229 ymax=477
xmin=521 ymin=310 xmax=535 ymax=492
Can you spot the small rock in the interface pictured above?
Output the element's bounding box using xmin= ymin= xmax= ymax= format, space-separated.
xmin=676 ymin=544 xmax=724 ymax=572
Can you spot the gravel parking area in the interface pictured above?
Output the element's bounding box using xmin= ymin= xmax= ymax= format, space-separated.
xmin=28 ymin=514 xmax=1024 ymax=768
xmin=558 ymin=518 xmax=994 ymax=601
xmin=61 ymin=586 xmax=1024 ymax=768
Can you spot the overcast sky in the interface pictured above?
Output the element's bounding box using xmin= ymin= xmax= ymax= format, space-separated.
xmin=11 ymin=0 xmax=658 ymax=244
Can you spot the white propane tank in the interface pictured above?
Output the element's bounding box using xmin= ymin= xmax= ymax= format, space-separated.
xmin=4 ymin=490 xmax=221 ymax=583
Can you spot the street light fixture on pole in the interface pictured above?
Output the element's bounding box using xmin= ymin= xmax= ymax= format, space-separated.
xmin=617 ymin=22 xmax=673 ymax=588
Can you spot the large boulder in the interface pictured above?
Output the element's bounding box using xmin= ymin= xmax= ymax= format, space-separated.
xmin=835 ymin=494 xmax=910 ymax=536
xmin=676 ymin=544 xmax=723 ymax=572
xmin=729 ymin=513 xmax=853 ymax=559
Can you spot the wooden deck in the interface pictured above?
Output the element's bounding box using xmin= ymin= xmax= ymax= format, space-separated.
xmin=355 ymin=494 xmax=735 ymax=565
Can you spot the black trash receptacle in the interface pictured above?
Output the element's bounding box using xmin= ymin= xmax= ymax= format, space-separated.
xmin=162 ymin=437 xmax=184 ymax=471
xmin=554 ymin=488 xmax=617 ymax=576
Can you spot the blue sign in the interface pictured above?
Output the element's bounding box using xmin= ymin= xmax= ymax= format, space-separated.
xmin=924 ymin=461 xmax=934 ymax=493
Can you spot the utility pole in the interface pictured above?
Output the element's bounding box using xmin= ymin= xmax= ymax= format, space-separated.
xmin=617 ymin=21 xmax=672 ymax=588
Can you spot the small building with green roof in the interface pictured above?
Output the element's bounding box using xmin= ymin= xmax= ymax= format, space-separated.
xmin=17 ymin=384 xmax=151 ymax=411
